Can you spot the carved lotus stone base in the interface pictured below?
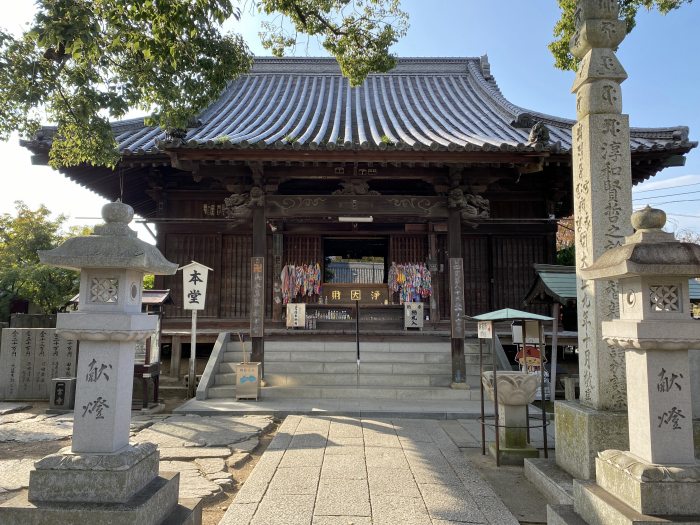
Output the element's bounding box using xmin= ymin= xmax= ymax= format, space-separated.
xmin=596 ymin=450 xmax=700 ymax=516
xmin=481 ymin=371 xmax=539 ymax=406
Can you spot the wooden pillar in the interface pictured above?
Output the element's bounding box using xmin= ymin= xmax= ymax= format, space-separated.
xmin=250 ymin=205 xmax=266 ymax=376
xmin=448 ymin=208 xmax=466 ymax=383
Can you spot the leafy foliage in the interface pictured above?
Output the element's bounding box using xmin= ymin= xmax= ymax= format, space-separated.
xmin=0 ymin=0 xmax=406 ymax=168
xmin=0 ymin=202 xmax=89 ymax=318
xmin=258 ymin=0 xmax=407 ymax=86
xmin=550 ymin=0 xmax=691 ymax=71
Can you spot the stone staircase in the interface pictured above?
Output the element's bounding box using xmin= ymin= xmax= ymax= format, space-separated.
xmin=202 ymin=336 xmax=478 ymax=401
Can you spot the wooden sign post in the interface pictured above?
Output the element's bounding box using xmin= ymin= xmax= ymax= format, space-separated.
xmin=449 ymin=257 xmax=466 ymax=383
xmin=180 ymin=261 xmax=212 ymax=398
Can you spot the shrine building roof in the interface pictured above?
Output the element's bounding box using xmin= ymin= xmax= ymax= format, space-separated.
xmin=25 ymin=56 xmax=696 ymax=158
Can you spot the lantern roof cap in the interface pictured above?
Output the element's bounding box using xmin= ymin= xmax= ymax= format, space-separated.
xmin=581 ymin=206 xmax=700 ymax=280
xmin=38 ymin=201 xmax=178 ymax=275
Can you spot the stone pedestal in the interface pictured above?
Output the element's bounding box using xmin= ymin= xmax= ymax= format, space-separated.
xmin=555 ymin=401 xmax=628 ymax=480
xmin=483 ymin=371 xmax=540 ymax=465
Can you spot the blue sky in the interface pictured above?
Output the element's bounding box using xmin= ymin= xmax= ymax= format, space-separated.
xmin=1 ymin=1 xmax=699 ymax=238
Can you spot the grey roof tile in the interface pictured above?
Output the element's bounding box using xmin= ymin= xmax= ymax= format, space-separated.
xmin=31 ymin=56 xmax=693 ymax=156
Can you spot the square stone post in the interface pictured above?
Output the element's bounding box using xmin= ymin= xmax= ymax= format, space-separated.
xmin=556 ymin=0 xmax=634 ymax=480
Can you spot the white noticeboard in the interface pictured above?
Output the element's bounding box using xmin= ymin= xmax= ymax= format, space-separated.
xmin=286 ymin=303 xmax=306 ymax=328
xmin=181 ymin=261 xmax=212 ymax=310
xmin=511 ymin=320 xmax=541 ymax=344
xmin=477 ymin=321 xmax=493 ymax=339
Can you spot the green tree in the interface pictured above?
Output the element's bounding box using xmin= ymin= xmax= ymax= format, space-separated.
xmin=0 ymin=0 xmax=407 ymax=169
xmin=0 ymin=202 xmax=88 ymax=319
xmin=550 ymin=0 xmax=692 ymax=71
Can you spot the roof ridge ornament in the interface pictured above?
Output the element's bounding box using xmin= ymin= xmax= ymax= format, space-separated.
xmin=528 ymin=122 xmax=550 ymax=145
xmin=480 ymin=54 xmax=492 ymax=80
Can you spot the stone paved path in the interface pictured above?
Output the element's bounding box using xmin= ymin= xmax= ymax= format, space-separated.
xmin=220 ymin=416 xmax=519 ymax=525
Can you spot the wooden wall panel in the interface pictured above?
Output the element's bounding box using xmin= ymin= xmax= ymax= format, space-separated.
xmin=390 ymin=235 xmax=428 ymax=264
xmin=491 ymin=236 xmax=549 ymax=312
xmin=284 ymin=235 xmax=322 ymax=264
xmin=220 ymin=235 xmax=252 ymax=318
xmin=462 ymin=236 xmax=490 ymax=316
xmin=163 ymin=233 xmax=221 ymax=318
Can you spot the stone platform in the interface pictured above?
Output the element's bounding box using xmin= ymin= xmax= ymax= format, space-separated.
xmin=0 ymin=471 xmax=201 ymax=525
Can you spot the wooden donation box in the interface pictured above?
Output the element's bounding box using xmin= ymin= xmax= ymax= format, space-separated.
xmin=286 ymin=303 xmax=306 ymax=328
xmin=404 ymin=302 xmax=424 ymax=330
xmin=235 ymin=362 xmax=261 ymax=400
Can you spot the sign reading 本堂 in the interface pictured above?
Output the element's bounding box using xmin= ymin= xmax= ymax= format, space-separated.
xmin=181 ymin=261 xmax=211 ymax=310
xmin=0 ymin=328 xmax=77 ymax=400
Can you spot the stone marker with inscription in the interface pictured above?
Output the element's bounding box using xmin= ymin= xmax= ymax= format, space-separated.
xmin=549 ymin=207 xmax=700 ymax=524
xmin=0 ymin=202 xmax=202 ymax=524
xmin=0 ymin=328 xmax=77 ymax=401
xmin=556 ymin=0 xmax=633 ymax=481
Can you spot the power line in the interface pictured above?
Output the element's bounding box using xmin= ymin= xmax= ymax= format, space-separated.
xmin=634 ymin=182 xmax=700 ymax=194
xmin=633 ymin=189 xmax=700 ymax=201
xmin=633 ymin=198 xmax=700 ymax=206
xmin=667 ymin=213 xmax=700 ymax=219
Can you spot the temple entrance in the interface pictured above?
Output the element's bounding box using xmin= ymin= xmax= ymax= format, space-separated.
xmin=323 ymin=237 xmax=388 ymax=284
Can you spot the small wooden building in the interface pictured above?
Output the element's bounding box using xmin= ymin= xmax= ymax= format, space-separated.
xmin=23 ymin=57 xmax=695 ymax=346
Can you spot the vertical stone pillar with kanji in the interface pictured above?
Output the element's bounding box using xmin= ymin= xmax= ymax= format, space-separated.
xmin=556 ymin=0 xmax=634 ymax=480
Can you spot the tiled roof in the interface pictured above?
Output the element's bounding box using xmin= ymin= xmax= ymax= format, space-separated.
xmin=33 ymin=57 xmax=697 ymax=157
xmin=525 ymin=265 xmax=700 ymax=304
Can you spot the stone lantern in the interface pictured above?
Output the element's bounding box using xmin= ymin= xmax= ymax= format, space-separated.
xmin=573 ymin=206 xmax=700 ymax=522
xmin=0 ymin=202 xmax=192 ymax=523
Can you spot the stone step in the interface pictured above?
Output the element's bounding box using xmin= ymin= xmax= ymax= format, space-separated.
xmin=221 ymin=351 xmax=250 ymax=363
xmin=207 ymin=385 xmax=237 ymax=398
xmin=161 ymin=497 xmax=203 ymax=525
xmin=215 ymin=372 xmax=237 ymax=385
xmin=260 ymin=385 xmax=475 ymax=400
xmin=229 ymin=340 xmax=450 ymax=353
xmin=263 ymin=361 xmax=451 ymax=375
xmin=264 ymin=372 xmax=451 ymax=388
xmin=264 ymin=350 xmax=451 ymax=364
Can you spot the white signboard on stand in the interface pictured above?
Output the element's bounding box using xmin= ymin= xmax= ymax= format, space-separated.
xmin=477 ymin=321 xmax=493 ymax=339
xmin=179 ymin=261 xmax=213 ymax=397
xmin=181 ymin=261 xmax=211 ymax=311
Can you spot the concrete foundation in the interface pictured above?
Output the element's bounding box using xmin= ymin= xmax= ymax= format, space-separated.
xmin=489 ymin=442 xmax=539 ymax=465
